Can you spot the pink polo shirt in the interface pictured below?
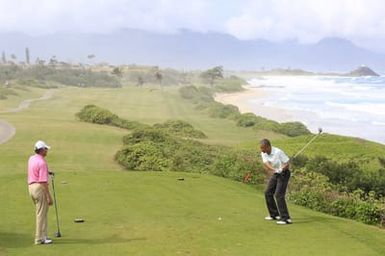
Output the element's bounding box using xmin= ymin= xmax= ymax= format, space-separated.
xmin=28 ymin=154 xmax=49 ymax=185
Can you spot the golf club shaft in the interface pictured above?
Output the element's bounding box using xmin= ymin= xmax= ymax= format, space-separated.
xmin=292 ymin=132 xmax=321 ymax=159
xmin=51 ymin=175 xmax=61 ymax=235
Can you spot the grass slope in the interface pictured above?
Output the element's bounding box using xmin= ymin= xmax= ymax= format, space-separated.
xmin=0 ymin=85 xmax=385 ymax=255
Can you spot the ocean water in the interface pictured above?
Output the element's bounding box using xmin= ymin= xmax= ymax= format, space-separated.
xmin=247 ymin=76 xmax=385 ymax=144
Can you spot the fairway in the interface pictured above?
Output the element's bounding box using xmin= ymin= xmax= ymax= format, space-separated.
xmin=1 ymin=86 xmax=385 ymax=256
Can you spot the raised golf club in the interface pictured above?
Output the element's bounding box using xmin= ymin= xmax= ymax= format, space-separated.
xmin=292 ymin=127 xmax=323 ymax=159
xmin=49 ymin=171 xmax=62 ymax=238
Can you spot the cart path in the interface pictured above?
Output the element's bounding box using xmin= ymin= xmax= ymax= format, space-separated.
xmin=0 ymin=90 xmax=55 ymax=144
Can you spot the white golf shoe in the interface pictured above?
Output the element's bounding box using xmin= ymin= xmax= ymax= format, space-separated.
xmin=276 ymin=219 xmax=292 ymax=225
xmin=35 ymin=238 xmax=53 ymax=245
xmin=265 ymin=216 xmax=281 ymax=221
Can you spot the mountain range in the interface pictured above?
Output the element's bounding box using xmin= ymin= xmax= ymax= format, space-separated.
xmin=1 ymin=28 xmax=384 ymax=73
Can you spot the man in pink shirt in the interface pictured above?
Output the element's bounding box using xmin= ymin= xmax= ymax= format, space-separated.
xmin=28 ymin=140 xmax=53 ymax=245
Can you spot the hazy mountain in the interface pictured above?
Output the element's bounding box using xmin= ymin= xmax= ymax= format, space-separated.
xmin=1 ymin=29 xmax=384 ymax=72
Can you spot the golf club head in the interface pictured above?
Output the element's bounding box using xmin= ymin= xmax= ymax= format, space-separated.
xmin=55 ymin=232 xmax=62 ymax=237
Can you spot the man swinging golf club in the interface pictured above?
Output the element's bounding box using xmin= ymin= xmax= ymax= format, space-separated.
xmin=260 ymin=139 xmax=292 ymax=225
xmin=27 ymin=140 xmax=53 ymax=244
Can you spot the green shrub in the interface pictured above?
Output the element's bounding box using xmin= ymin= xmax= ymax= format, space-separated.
xmin=117 ymin=125 xmax=265 ymax=183
xmin=115 ymin=142 xmax=172 ymax=171
xmin=277 ymin=122 xmax=311 ymax=137
xmin=76 ymin=105 xmax=118 ymax=124
xmin=207 ymin=102 xmax=240 ymax=119
xmin=122 ymin=128 xmax=174 ymax=145
xmin=77 ymin=105 xmax=149 ymax=130
xmin=112 ymin=118 xmax=149 ymax=130
xmin=16 ymin=79 xmax=58 ymax=89
xmin=211 ymin=149 xmax=264 ymax=183
xmin=253 ymin=118 xmax=281 ymax=131
xmin=214 ymin=76 xmax=245 ymax=92
xmin=179 ymin=86 xmax=199 ymax=99
xmin=0 ymin=65 xmax=121 ymax=88
xmin=237 ymin=113 xmax=259 ymax=127
xmin=153 ymin=120 xmax=206 ymax=139
xmin=289 ymin=168 xmax=385 ymax=226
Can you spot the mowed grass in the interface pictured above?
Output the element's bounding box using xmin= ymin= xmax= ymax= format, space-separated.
xmin=2 ymin=171 xmax=385 ymax=256
xmin=1 ymin=85 xmax=385 ymax=255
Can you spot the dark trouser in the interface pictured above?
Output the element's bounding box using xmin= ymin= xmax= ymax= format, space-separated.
xmin=264 ymin=170 xmax=291 ymax=220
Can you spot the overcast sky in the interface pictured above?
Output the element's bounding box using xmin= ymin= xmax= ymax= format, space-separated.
xmin=1 ymin=0 xmax=385 ymax=52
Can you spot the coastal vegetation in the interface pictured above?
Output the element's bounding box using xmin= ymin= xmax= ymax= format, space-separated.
xmin=0 ymin=64 xmax=121 ymax=88
xmin=178 ymin=83 xmax=311 ymax=137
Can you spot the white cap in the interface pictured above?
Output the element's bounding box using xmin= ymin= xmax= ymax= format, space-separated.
xmin=34 ymin=140 xmax=51 ymax=150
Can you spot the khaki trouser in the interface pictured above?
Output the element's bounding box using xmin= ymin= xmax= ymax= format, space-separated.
xmin=29 ymin=183 xmax=49 ymax=243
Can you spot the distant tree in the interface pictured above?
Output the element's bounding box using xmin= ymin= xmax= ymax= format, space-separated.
xmin=154 ymin=71 xmax=163 ymax=86
xmin=10 ymin=54 xmax=17 ymax=63
xmin=25 ymin=47 xmax=30 ymax=65
xmin=49 ymin=56 xmax=58 ymax=66
xmin=87 ymin=54 xmax=95 ymax=65
xmin=136 ymin=76 xmax=144 ymax=86
xmin=1 ymin=51 xmax=6 ymax=63
xmin=112 ymin=67 xmax=123 ymax=77
xmin=200 ymin=66 xmax=224 ymax=87
xmin=35 ymin=58 xmax=45 ymax=65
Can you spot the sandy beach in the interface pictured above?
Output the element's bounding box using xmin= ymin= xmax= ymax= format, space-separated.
xmin=214 ymin=86 xmax=298 ymax=123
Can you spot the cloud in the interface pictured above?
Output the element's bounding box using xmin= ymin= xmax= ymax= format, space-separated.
xmin=1 ymin=0 xmax=385 ymax=51
xmin=225 ymin=0 xmax=385 ymax=44
xmin=0 ymin=0 xmax=210 ymax=34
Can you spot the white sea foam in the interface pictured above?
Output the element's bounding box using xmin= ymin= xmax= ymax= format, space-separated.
xmin=247 ymin=75 xmax=385 ymax=144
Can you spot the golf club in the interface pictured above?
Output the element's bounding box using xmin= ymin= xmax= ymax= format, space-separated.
xmin=292 ymin=127 xmax=323 ymax=159
xmin=49 ymin=171 xmax=62 ymax=238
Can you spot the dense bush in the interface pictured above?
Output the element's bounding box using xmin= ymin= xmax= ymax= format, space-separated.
xmin=238 ymin=113 xmax=310 ymax=137
xmin=207 ymin=102 xmax=240 ymax=119
xmin=237 ymin=113 xmax=259 ymax=127
xmin=153 ymin=120 xmax=207 ymax=138
xmin=214 ymin=76 xmax=245 ymax=92
xmin=122 ymin=127 xmax=174 ymax=145
xmin=76 ymin=105 xmax=149 ymax=130
xmin=179 ymin=85 xmax=214 ymax=104
xmin=296 ymin=156 xmax=385 ymax=197
xmin=179 ymin=85 xmax=199 ymax=100
xmin=118 ymin=128 xmax=217 ymax=172
xmin=47 ymin=69 xmax=121 ymax=88
xmin=0 ymin=65 xmax=121 ymax=88
xmin=115 ymin=142 xmax=172 ymax=171
xmin=211 ymin=149 xmax=265 ymax=183
xmin=289 ymin=169 xmax=385 ymax=226
xmin=116 ymin=126 xmax=263 ymax=183
xmin=17 ymin=79 xmax=58 ymax=89
xmin=277 ymin=122 xmax=311 ymax=137
xmin=76 ymin=105 xmax=118 ymax=124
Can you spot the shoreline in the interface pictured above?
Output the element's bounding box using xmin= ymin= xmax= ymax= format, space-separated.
xmin=214 ymin=86 xmax=300 ymax=124
xmin=214 ymin=85 xmax=385 ymax=144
